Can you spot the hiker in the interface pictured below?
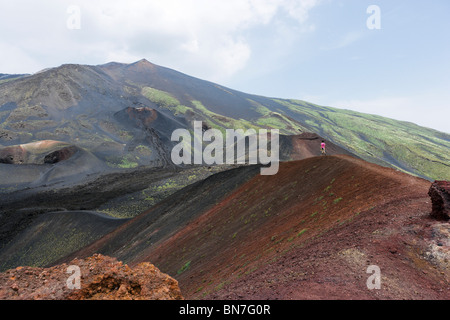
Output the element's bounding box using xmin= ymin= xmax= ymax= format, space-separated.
xmin=321 ymin=140 xmax=326 ymax=155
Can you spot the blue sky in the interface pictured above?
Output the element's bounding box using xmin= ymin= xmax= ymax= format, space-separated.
xmin=0 ymin=0 xmax=449 ymax=133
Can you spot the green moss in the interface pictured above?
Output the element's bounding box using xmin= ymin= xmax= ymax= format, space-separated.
xmin=177 ymin=261 xmax=191 ymax=275
xmin=135 ymin=145 xmax=152 ymax=157
xmin=106 ymin=155 xmax=138 ymax=169
xmin=142 ymin=87 xmax=180 ymax=108
xmin=273 ymin=98 xmax=450 ymax=181
xmin=172 ymin=104 xmax=194 ymax=115
xmin=118 ymin=158 xmax=138 ymax=169
xmin=191 ymin=100 xmax=211 ymax=114
xmin=257 ymin=115 xmax=287 ymax=129
xmin=314 ymin=195 xmax=324 ymax=203
xmin=333 ymin=197 xmax=343 ymax=204
xmin=248 ymin=99 xmax=271 ymax=116
xmin=191 ymin=100 xmax=261 ymax=132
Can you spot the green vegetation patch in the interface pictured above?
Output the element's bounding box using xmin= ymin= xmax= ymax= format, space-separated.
xmin=177 ymin=261 xmax=191 ymax=275
xmin=142 ymin=87 xmax=180 ymax=108
xmin=272 ymin=98 xmax=450 ymax=181
xmin=191 ymin=100 xmax=261 ymax=133
xmin=106 ymin=154 xmax=139 ymax=169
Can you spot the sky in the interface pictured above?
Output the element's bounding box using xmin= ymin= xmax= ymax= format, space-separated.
xmin=0 ymin=0 xmax=449 ymax=133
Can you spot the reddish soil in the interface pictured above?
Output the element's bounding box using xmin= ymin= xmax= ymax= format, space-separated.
xmin=125 ymin=106 xmax=158 ymax=127
xmin=41 ymin=155 xmax=449 ymax=300
xmin=133 ymin=155 xmax=449 ymax=300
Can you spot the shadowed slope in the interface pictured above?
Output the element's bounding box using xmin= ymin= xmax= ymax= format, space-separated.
xmin=0 ymin=140 xmax=107 ymax=189
xmin=0 ymin=211 xmax=128 ymax=272
xmin=98 ymin=59 xmax=262 ymax=120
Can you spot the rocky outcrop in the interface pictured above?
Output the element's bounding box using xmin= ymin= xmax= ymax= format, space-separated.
xmin=0 ymin=141 xmax=78 ymax=164
xmin=0 ymin=145 xmax=26 ymax=164
xmin=43 ymin=146 xmax=78 ymax=164
xmin=125 ymin=106 xmax=158 ymax=127
xmin=0 ymin=254 xmax=183 ymax=300
xmin=428 ymin=181 xmax=450 ymax=221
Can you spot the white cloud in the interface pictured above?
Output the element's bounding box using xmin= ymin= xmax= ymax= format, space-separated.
xmin=80 ymin=0 xmax=322 ymax=81
xmin=78 ymin=0 xmax=321 ymax=81
xmin=0 ymin=43 xmax=43 ymax=74
xmin=282 ymin=0 xmax=320 ymax=23
xmin=0 ymin=0 xmax=320 ymax=80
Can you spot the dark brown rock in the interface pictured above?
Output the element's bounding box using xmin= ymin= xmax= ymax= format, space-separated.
xmin=0 ymin=146 xmax=26 ymax=164
xmin=428 ymin=181 xmax=450 ymax=221
xmin=43 ymin=146 xmax=78 ymax=164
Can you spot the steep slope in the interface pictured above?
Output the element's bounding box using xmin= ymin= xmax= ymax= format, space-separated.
xmin=98 ymin=59 xmax=263 ymax=120
xmin=60 ymin=155 xmax=449 ymax=299
xmin=0 ymin=211 xmax=128 ymax=272
xmin=0 ymin=163 xmax=238 ymax=268
xmin=270 ymin=99 xmax=450 ymax=181
xmin=0 ymin=63 xmax=183 ymax=171
xmin=0 ymin=74 xmax=29 ymax=84
xmin=0 ymin=164 xmax=181 ymax=253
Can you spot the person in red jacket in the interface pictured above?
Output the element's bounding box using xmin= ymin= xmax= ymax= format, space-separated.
xmin=321 ymin=140 xmax=326 ymax=155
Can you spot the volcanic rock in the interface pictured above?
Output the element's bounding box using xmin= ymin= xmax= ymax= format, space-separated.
xmin=0 ymin=254 xmax=183 ymax=300
xmin=428 ymin=181 xmax=450 ymax=221
xmin=43 ymin=145 xmax=78 ymax=164
xmin=0 ymin=145 xmax=26 ymax=164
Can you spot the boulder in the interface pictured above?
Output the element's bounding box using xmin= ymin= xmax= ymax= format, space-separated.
xmin=0 ymin=254 xmax=183 ymax=300
xmin=43 ymin=145 xmax=78 ymax=164
xmin=428 ymin=181 xmax=450 ymax=221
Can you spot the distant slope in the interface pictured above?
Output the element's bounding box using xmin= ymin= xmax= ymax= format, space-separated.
xmin=0 ymin=64 xmax=184 ymax=171
xmin=0 ymin=59 xmax=448 ymax=180
xmin=100 ymin=59 xmax=450 ymax=180
xmin=269 ymin=99 xmax=450 ymax=181
xmin=0 ymin=140 xmax=107 ymax=189
xmin=59 ymin=155 xmax=449 ymax=299
xmin=0 ymin=211 xmax=128 ymax=271
xmin=0 ymin=73 xmax=29 ymax=84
